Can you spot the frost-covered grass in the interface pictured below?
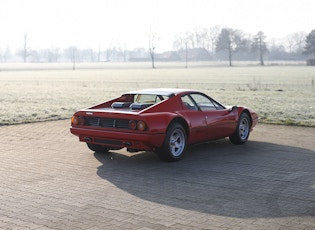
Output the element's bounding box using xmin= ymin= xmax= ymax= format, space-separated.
xmin=0 ymin=63 xmax=314 ymax=126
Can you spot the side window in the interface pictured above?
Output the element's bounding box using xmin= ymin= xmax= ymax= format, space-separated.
xmin=190 ymin=94 xmax=217 ymax=111
xmin=212 ymin=100 xmax=225 ymax=110
xmin=181 ymin=95 xmax=198 ymax=110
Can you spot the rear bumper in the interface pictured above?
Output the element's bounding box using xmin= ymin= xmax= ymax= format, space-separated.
xmin=70 ymin=126 xmax=165 ymax=151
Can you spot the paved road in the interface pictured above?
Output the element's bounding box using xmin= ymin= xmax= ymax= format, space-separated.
xmin=0 ymin=120 xmax=314 ymax=229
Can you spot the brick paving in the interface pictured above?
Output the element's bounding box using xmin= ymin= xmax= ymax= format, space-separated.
xmin=0 ymin=120 xmax=314 ymax=229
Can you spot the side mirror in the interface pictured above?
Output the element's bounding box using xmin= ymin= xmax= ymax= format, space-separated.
xmin=229 ymin=106 xmax=238 ymax=112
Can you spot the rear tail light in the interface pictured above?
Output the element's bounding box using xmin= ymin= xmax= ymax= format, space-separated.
xmin=71 ymin=116 xmax=85 ymax=126
xmin=129 ymin=120 xmax=137 ymax=130
xmin=137 ymin=121 xmax=146 ymax=131
xmin=129 ymin=120 xmax=147 ymax=131
xmin=71 ymin=116 xmax=79 ymax=125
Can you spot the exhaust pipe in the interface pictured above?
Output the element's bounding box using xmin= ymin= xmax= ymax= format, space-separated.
xmin=84 ymin=137 xmax=92 ymax=142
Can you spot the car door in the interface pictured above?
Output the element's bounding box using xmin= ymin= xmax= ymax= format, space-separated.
xmin=189 ymin=93 xmax=237 ymax=140
xmin=180 ymin=94 xmax=209 ymax=144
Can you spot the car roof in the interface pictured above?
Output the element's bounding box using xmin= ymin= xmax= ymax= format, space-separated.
xmin=125 ymin=88 xmax=198 ymax=97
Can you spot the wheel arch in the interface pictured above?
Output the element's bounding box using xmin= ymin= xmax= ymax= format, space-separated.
xmin=241 ymin=109 xmax=253 ymax=128
xmin=168 ymin=116 xmax=190 ymax=140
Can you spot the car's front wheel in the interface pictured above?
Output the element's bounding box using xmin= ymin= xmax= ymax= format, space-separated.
xmin=87 ymin=143 xmax=109 ymax=153
xmin=229 ymin=113 xmax=251 ymax=144
xmin=157 ymin=123 xmax=187 ymax=162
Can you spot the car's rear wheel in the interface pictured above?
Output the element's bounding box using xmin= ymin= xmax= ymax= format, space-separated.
xmin=157 ymin=123 xmax=187 ymax=162
xmin=229 ymin=113 xmax=251 ymax=144
xmin=87 ymin=143 xmax=109 ymax=153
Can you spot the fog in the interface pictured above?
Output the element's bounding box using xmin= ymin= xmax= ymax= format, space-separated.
xmin=0 ymin=0 xmax=314 ymax=54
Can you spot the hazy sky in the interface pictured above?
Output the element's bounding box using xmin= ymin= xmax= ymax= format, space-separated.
xmin=0 ymin=0 xmax=314 ymax=52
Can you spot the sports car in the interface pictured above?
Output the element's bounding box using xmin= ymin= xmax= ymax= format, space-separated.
xmin=70 ymin=88 xmax=258 ymax=161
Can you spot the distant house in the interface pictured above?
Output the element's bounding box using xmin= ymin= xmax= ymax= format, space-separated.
xmin=178 ymin=48 xmax=212 ymax=61
xmin=128 ymin=48 xmax=212 ymax=62
xmin=156 ymin=51 xmax=181 ymax=62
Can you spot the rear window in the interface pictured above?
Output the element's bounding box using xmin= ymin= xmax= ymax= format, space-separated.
xmin=134 ymin=94 xmax=167 ymax=103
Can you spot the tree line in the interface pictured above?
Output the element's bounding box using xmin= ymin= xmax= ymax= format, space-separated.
xmin=172 ymin=27 xmax=314 ymax=66
xmin=1 ymin=27 xmax=315 ymax=66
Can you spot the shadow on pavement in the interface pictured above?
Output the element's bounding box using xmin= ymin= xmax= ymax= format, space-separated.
xmin=94 ymin=139 xmax=315 ymax=218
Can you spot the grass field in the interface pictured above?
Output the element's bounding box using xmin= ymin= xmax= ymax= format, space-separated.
xmin=0 ymin=62 xmax=314 ymax=126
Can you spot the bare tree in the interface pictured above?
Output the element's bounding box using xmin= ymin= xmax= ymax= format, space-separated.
xmin=186 ymin=32 xmax=195 ymax=49
xmin=292 ymin=32 xmax=307 ymax=52
xmin=183 ymin=38 xmax=190 ymax=68
xmin=22 ymin=33 xmax=31 ymax=62
xmin=208 ymin=26 xmax=221 ymax=56
xmin=284 ymin=35 xmax=295 ymax=55
xmin=98 ymin=45 xmax=101 ymax=62
xmin=118 ymin=43 xmax=128 ymax=62
xmin=252 ymin=31 xmax=267 ymax=65
xmin=194 ymin=28 xmax=212 ymax=50
xmin=0 ymin=46 xmax=11 ymax=64
xmin=0 ymin=48 xmax=3 ymax=63
xmin=64 ymin=46 xmax=78 ymax=69
xmin=47 ymin=47 xmax=60 ymax=62
xmin=106 ymin=42 xmax=112 ymax=62
xmin=173 ymin=32 xmax=193 ymax=68
xmin=173 ymin=34 xmax=182 ymax=51
xmin=72 ymin=47 xmax=76 ymax=70
xmin=174 ymin=27 xmax=220 ymax=62
xmin=216 ymin=28 xmax=245 ymax=66
xmin=288 ymin=31 xmax=307 ymax=54
xmin=193 ymin=28 xmax=203 ymax=48
xmin=282 ymin=32 xmax=307 ymax=60
xmin=148 ymin=29 xmax=159 ymax=69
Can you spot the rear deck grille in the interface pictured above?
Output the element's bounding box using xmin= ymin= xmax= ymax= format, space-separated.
xmin=85 ymin=117 xmax=129 ymax=129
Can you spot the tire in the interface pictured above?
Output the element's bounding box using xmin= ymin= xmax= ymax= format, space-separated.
xmin=229 ymin=113 xmax=251 ymax=144
xmin=87 ymin=143 xmax=109 ymax=153
xmin=157 ymin=123 xmax=187 ymax=162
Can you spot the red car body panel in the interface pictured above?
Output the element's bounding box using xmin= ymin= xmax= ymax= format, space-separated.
xmin=70 ymin=88 xmax=258 ymax=152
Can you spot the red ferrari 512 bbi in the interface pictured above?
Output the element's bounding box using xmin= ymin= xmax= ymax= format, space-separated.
xmin=70 ymin=88 xmax=258 ymax=161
